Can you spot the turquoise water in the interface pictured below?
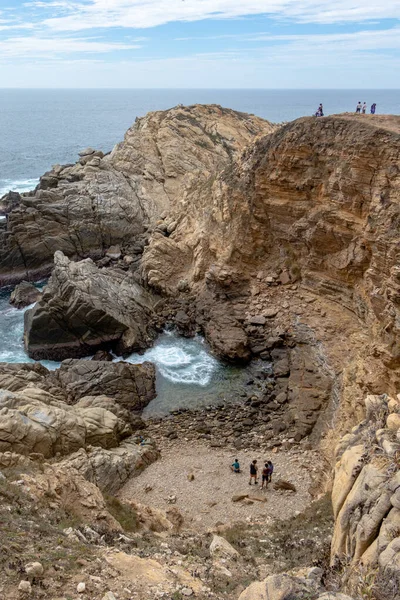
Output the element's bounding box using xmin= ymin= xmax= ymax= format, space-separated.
xmin=0 ymin=288 xmax=261 ymax=415
xmin=1 ymin=89 xmax=399 ymax=195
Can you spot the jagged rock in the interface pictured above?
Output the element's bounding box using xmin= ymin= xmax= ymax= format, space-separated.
xmin=331 ymin=395 xmax=400 ymax=577
xmin=0 ymin=105 xmax=272 ymax=286
xmin=24 ymin=252 xmax=157 ymax=360
xmin=209 ymin=535 xmax=239 ymax=559
xmin=92 ymin=350 xmax=113 ymax=361
xmin=21 ymin=463 xmax=121 ymax=529
xmin=55 ymin=359 xmax=156 ymax=414
xmin=9 ymin=281 xmax=41 ymax=309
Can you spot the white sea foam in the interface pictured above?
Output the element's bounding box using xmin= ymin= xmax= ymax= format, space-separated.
xmin=123 ymin=333 xmax=219 ymax=386
xmin=0 ymin=178 xmax=39 ymax=197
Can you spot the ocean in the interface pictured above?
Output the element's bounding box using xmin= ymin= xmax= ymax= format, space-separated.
xmin=1 ymin=88 xmax=399 ymax=196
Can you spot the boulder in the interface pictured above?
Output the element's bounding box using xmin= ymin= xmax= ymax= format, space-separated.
xmin=209 ymin=535 xmax=239 ymax=559
xmin=9 ymin=281 xmax=41 ymax=309
xmin=24 ymin=252 xmax=157 ymax=360
xmin=55 ymin=359 xmax=156 ymax=414
xmin=238 ymin=573 xmax=320 ymax=600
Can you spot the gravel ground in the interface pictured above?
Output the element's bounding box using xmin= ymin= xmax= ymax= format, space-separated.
xmin=118 ymin=440 xmax=321 ymax=531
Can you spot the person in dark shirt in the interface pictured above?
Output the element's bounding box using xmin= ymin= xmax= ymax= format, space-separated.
xmin=249 ymin=459 xmax=258 ymax=485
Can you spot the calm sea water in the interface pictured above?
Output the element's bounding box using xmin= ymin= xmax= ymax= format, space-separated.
xmin=1 ymin=89 xmax=399 ymax=196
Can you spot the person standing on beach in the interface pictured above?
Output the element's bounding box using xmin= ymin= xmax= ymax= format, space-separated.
xmin=356 ymin=101 xmax=362 ymax=113
xmin=261 ymin=463 xmax=270 ymax=489
xmin=267 ymin=460 xmax=274 ymax=482
xmin=362 ymin=102 xmax=367 ymax=114
xmin=249 ymin=460 xmax=258 ymax=485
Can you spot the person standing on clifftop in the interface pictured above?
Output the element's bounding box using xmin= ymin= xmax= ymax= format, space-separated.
xmin=362 ymin=102 xmax=367 ymax=114
xmin=249 ymin=459 xmax=258 ymax=485
xmin=315 ymin=103 xmax=324 ymax=117
xmin=356 ymin=101 xmax=362 ymax=113
xmin=371 ymin=103 xmax=377 ymax=114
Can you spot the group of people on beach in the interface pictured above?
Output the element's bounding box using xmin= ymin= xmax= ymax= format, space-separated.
xmin=231 ymin=458 xmax=274 ymax=490
xmin=314 ymin=101 xmax=377 ymax=117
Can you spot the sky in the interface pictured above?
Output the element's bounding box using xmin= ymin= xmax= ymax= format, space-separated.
xmin=0 ymin=1 xmax=400 ymax=88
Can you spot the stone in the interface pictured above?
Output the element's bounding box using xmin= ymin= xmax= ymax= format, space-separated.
xmin=249 ymin=315 xmax=266 ymax=325
xmin=106 ymin=245 xmax=121 ymax=259
xmin=279 ymin=271 xmax=290 ymax=285
xmin=10 ymin=281 xmax=41 ymax=309
xmin=273 ymin=480 xmax=296 ymax=492
xmin=18 ymin=581 xmax=32 ymax=594
xmin=55 ymin=358 xmax=156 ymax=414
xmin=386 ymin=413 xmax=400 ymax=431
xmin=232 ymin=494 xmax=248 ymax=502
xmin=102 ymin=593 xmax=117 ymax=600
xmin=264 ymin=308 xmax=278 ymax=318
xmin=209 ymin=535 xmax=239 ymax=559
xmin=181 ymin=588 xmax=193 ymax=596
xmin=77 ymin=582 xmax=86 ymax=593
xmin=79 ymin=147 xmax=95 ymax=156
xmin=24 ymin=252 xmax=157 ymax=360
xmin=239 ymin=573 xmax=319 ymax=600
xmin=24 ymin=562 xmax=44 ymax=578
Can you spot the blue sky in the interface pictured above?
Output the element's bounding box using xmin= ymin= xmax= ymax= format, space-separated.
xmin=1 ymin=1 xmax=400 ymax=88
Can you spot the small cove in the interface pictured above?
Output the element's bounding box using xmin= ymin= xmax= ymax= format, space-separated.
xmin=0 ymin=287 xmax=270 ymax=416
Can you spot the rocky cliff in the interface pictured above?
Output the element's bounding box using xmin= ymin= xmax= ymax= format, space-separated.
xmin=1 ymin=107 xmax=400 ymax=599
xmin=0 ymin=105 xmax=275 ymax=286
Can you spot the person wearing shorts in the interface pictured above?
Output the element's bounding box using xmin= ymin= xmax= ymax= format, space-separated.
xmin=261 ymin=463 xmax=270 ymax=489
xmin=249 ymin=460 xmax=258 ymax=485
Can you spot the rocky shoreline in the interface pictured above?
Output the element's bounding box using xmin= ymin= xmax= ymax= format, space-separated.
xmin=0 ymin=106 xmax=399 ymax=599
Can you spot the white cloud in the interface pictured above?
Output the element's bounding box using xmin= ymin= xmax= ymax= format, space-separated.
xmin=0 ymin=35 xmax=141 ymax=59
xmin=33 ymin=0 xmax=400 ymax=31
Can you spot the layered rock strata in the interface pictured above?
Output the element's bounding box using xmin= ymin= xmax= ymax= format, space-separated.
xmin=331 ymin=393 xmax=400 ymax=577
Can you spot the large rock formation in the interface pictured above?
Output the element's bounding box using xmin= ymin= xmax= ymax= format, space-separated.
xmin=331 ymin=393 xmax=400 ymax=577
xmin=24 ymin=251 xmax=157 ymax=360
xmin=0 ymin=105 xmax=274 ymax=286
xmin=55 ymin=359 xmax=156 ymax=413
xmin=0 ymin=360 xmax=156 ymax=458
xmin=141 ymin=114 xmax=400 ymax=425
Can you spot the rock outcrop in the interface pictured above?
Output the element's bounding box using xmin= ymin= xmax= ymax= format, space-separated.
xmin=0 ymin=105 xmax=274 ymax=286
xmin=24 ymin=251 xmax=157 ymax=360
xmin=55 ymin=359 xmax=156 ymax=414
xmin=9 ymin=281 xmax=41 ymax=309
xmin=331 ymin=393 xmax=400 ymax=579
xmin=0 ymin=360 xmax=156 ymax=458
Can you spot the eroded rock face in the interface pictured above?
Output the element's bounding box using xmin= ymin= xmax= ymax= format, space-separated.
xmin=331 ymin=393 xmax=400 ymax=578
xmin=141 ymin=116 xmax=400 ymax=371
xmin=61 ymin=439 xmax=159 ymax=494
xmin=55 ymin=359 xmax=156 ymax=414
xmin=0 ymin=105 xmax=274 ymax=286
xmin=0 ymin=387 xmax=130 ymax=458
xmin=24 ymin=251 xmax=157 ymax=360
xmin=0 ymin=360 xmax=156 ymax=458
